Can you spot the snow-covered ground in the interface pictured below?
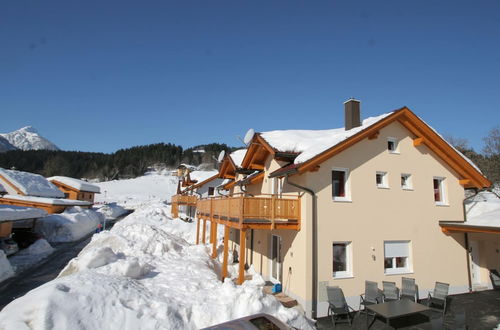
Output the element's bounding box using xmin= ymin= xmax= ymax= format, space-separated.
xmin=0 ymin=201 xmax=314 ymax=329
xmin=8 ymin=239 xmax=54 ymax=274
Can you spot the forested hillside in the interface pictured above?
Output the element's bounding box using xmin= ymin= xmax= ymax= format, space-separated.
xmin=0 ymin=143 xmax=233 ymax=181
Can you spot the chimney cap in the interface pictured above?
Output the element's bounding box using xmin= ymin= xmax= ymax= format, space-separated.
xmin=343 ymin=98 xmax=361 ymax=104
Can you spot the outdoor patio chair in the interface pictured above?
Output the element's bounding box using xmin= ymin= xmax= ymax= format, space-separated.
xmin=359 ymin=280 xmax=382 ymax=316
xmin=427 ymin=281 xmax=449 ymax=316
xmin=326 ymin=286 xmax=356 ymax=326
xmin=489 ymin=269 xmax=500 ymax=290
xmin=400 ymin=277 xmax=417 ymax=302
xmin=382 ymin=281 xmax=399 ymax=302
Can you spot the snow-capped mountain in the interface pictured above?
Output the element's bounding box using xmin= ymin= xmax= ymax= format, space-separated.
xmin=0 ymin=136 xmax=17 ymax=152
xmin=0 ymin=126 xmax=59 ymax=151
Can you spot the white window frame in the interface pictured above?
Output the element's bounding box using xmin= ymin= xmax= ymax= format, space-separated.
xmin=387 ymin=137 xmax=400 ymax=154
xmin=332 ymin=167 xmax=351 ymax=202
xmin=433 ymin=177 xmax=447 ymax=205
xmin=376 ymin=171 xmax=389 ymax=189
xmin=384 ymin=240 xmax=412 ymax=275
xmin=332 ymin=241 xmax=353 ymax=278
xmin=401 ymin=173 xmax=412 ymax=190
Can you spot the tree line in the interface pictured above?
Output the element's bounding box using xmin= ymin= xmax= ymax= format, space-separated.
xmin=0 ymin=143 xmax=233 ymax=181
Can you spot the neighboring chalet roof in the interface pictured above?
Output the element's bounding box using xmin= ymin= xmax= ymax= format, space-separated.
xmin=0 ymin=183 xmax=6 ymax=195
xmin=218 ymin=149 xmax=247 ymax=180
xmin=184 ymin=174 xmax=219 ymax=192
xmin=230 ymin=149 xmax=247 ymax=168
xmin=0 ymin=205 xmax=47 ymax=222
xmin=0 ymin=168 xmax=64 ymax=198
xmin=48 ymin=176 xmax=101 ymax=193
xmin=440 ymin=191 xmax=500 ymax=234
xmin=236 ymin=171 xmax=265 ymax=186
xmin=0 ymin=194 xmax=92 ymax=206
xmin=241 ymin=107 xmax=488 ymax=189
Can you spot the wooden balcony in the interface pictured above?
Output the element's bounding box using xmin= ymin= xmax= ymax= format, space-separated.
xmin=196 ymin=194 xmax=301 ymax=230
xmin=171 ymin=194 xmax=197 ymax=206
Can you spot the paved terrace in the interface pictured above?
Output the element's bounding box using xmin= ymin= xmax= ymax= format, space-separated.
xmin=316 ymin=289 xmax=500 ymax=329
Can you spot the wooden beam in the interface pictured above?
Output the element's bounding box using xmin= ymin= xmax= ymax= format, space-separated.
xmin=249 ymin=164 xmax=265 ymax=171
xmin=459 ymin=179 xmax=471 ymax=186
xmin=237 ymin=228 xmax=247 ymax=285
xmin=196 ymin=218 xmax=200 ymax=244
xmin=368 ymin=131 xmax=379 ymax=140
xmin=308 ymin=165 xmax=321 ymax=172
xmin=413 ymin=137 xmax=425 ymax=146
xmin=202 ymin=218 xmax=207 ymax=244
xmin=222 ymin=226 xmax=229 ymax=281
xmin=211 ymin=222 xmax=218 ymax=259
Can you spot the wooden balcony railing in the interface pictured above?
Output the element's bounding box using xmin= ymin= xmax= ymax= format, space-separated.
xmin=171 ymin=194 xmax=197 ymax=205
xmin=196 ymin=194 xmax=301 ymax=230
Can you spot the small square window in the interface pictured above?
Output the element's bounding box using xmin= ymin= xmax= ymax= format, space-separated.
xmin=376 ymin=171 xmax=388 ymax=188
xmin=384 ymin=241 xmax=411 ymax=274
xmin=208 ymin=187 xmax=215 ymax=196
xmin=332 ymin=168 xmax=350 ymax=201
xmin=401 ymin=174 xmax=412 ymax=190
xmin=387 ymin=138 xmax=399 ymax=153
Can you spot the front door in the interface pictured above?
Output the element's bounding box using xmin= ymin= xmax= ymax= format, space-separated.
xmin=270 ymin=235 xmax=282 ymax=283
xmin=469 ymin=240 xmax=481 ymax=286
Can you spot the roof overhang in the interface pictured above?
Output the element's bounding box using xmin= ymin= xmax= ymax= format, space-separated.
xmin=439 ymin=221 xmax=500 ymax=234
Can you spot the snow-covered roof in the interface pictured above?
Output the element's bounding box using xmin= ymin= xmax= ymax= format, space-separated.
xmin=0 ymin=183 xmax=6 ymax=194
xmin=0 ymin=168 xmax=64 ymax=198
xmin=48 ymin=176 xmax=101 ymax=193
xmin=465 ymin=191 xmax=500 ymax=228
xmin=0 ymin=205 xmax=47 ymax=222
xmin=230 ymin=149 xmax=247 ymax=168
xmin=188 ymin=170 xmax=218 ymax=183
xmin=1 ymin=195 xmax=92 ymax=206
xmin=261 ymin=113 xmax=392 ymax=164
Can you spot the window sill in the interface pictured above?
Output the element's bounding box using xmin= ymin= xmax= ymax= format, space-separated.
xmin=377 ymin=186 xmax=390 ymax=189
xmin=388 ymin=151 xmax=400 ymax=155
xmin=435 ymin=202 xmax=449 ymax=207
xmin=333 ymin=274 xmax=354 ymax=279
xmin=402 ymin=188 xmax=413 ymax=191
xmin=333 ymin=198 xmax=352 ymax=203
xmin=384 ymin=269 xmax=412 ymax=276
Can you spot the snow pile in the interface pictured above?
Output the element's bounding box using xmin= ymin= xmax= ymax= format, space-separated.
xmin=35 ymin=207 xmax=104 ymax=243
xmin=95 ymin=171 xmax=179 ymax=208
xmin=0 ymin=250 xmax=14 ymax=282
xmin=261 ymin=113 xmax=391 ymax=164
xmin=48 ymin=176 xmax=101 ymax=193
xmin=8 ymin=239 xmax=54 ymax=273
xmin=0 ymin=202 xmax=313 ymax=329
xmin=0 ymin=126 xmax=59 ymax=151
xmin=0 ymin=168 xmax=64 ymax=198
xmin=95 ymin=202 xmax=128 ymax=220
xmin=0 ymin=205 xmax=47 ymax=221
xmin=466 ymin=191 xmax=500 ymax=227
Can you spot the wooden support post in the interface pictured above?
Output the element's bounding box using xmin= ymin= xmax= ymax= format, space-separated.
xmin=209 ymin=219 xmax=214 ymax=244
xmin=202 ymin=218 xmax=207 ymax=244
xmin=211 ymin=222 xmax=218 ymax=259
xmin=237 ymin=228 xmax=247 ymax=285
xmin=196 ymin=217 xmax=200 ymax=245
xmin=222 ymin=226 xmax=230 ymax=281
xmin=270 ymin=195 xmax=276 ymax=230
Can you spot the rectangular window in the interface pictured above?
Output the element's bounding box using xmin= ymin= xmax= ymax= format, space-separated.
xmin=332 ymin=168 xmax=350 ymax=201
xmin=208 ymin=187 xmax=215 ymax=196
xmin=401 ymin=174 xmax=412 ymax=190
xmin=433 ymin=177 xmax=446 ymax=204
xmin=333 ymin=242 xmax=352 ymax=278
xmin=376 ymin=171 xmax=388 ymax=188
xmin=384 ymin=241 xmax=411 ymax=274
xmin=387 ymin=137 xmax=399 ymax=153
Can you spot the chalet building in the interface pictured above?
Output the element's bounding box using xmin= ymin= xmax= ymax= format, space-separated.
xmin=0 ymin=205 xmax=47 ymax=239
xmin=48 ymin=176 xmax=100 ymax=203
xmin=175 ymin=99 xmax=491 ymax=319
xmin=0 ymin=168 xmax=92 ymax=214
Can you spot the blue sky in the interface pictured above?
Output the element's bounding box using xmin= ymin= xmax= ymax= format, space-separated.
xmin=1 ymin=0 xmax=499 ymax=153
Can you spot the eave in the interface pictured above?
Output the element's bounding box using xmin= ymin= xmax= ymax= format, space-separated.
xmin=439 ymin=221 xmax=500 ymax=234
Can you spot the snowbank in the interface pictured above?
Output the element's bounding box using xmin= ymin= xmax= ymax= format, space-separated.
xmin=465 ymin=191 xmax=500 ymax=227
xmin=8 ymin=239 xmax=54 ymax=273
xmin=0 ymin=202 xmax=313 ymax=329
xmin=35 ymin=207 xmax=103 ymax=243
xmin=95 ymin=203 xmax=128 ymax=220
xmin=0 ymin=250 xmax=14 ymax=282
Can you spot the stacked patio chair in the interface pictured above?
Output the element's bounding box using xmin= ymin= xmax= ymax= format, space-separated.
xmin=427 ymin=281 xmax=449 ymax=316
xmin=400 ymin=277 xmax=417 ymax=302
xmin=359 ymin=280 xmax=382 ymax=316
xmin=382 ymin=281 xmax=400 ymax=302
xmin=490 ymin=269 xmax=500 ymax=289
xmin=326 ymin=286 xmax=356 ymax=326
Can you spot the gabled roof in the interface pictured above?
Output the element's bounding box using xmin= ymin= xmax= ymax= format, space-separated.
xmin=218 ymin=149 xmax=246 ymax=179
xmin=0 ymin=194 xmax=92 ymax=206
xmin=183 ymin=174 xmax=219 ymax=192
xmin=252 ymin=107 xmax=489 ymax=189
xmin=0 ymin=168 xmax=65 ymax=198
xmin=48 ymin=176 xmax=101 ymax=193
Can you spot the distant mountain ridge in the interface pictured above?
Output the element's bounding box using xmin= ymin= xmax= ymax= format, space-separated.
xmin=0 ymin=126 xmax=59 ymax=151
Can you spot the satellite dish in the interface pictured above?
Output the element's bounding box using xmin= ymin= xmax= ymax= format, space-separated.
xmin=243 ymin=128 xmax=255 ymax=145
xmin=217 ymin=150 xmax=226 ymax=163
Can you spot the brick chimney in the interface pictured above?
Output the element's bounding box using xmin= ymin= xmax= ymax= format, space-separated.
xmin=344 ymin=98 xmax=361 ymax=130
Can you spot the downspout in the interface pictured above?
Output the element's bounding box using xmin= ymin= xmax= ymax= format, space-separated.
xmin=284 ymin=174 xmax=318 ymax=320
